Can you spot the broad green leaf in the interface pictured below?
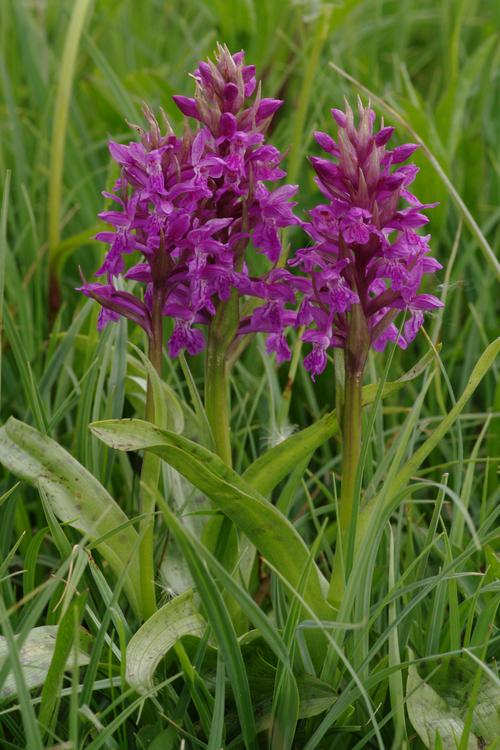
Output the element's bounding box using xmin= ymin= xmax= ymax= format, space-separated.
xmin=407 ymin=657 xmax=500 ymax=749
xmin=126 ymin=590 xmax=207 ymax=694
xmin=90 ymin=419 xmax=333 ymax=619
xmin=244 ymin=409 xmax=339 ymax=498
xmin=0 ymin=417 xmax=143 ymax=616
xmin=243 ymin=347 xmax=438 ymax=496
xmin=0 ymin=626 xmax=90 ymax=701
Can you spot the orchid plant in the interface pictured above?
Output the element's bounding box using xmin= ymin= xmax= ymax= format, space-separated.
xmin=289 ymin=100 xmax=443 ymax=594
xmin=81 ymin=45 xmax=300 ymax=465
xmin=81 ymin=46 xmax=443 ymax=607
xmin=0 ymin=37 xmax=499 ymax=750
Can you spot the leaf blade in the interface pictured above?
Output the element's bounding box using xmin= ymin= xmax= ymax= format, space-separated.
xmin=126 ymin=590 xmax=207 ymax=694
xmin=0 ymin=417 xmax=143 ymax=616
xmin=90 ymin=418 xmax=333 ymax=619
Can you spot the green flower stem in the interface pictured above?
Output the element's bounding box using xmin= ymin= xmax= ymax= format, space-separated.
xmin=139 ymin=293 xmax=163 ymax=620
xmin=204 ymin=295 xmax=239 ymax=569
xmin=205 ymin=340 xmax=232 ymax=467
xmin=338 ymin=369 xmax=363 ymax=546
xmin=328 ymin=302 xmax=369 ymax=607
xmin=327 ymin=372 xmax=363 ymax=608
xmin=205 ymin=291 xmax=239 ymax=467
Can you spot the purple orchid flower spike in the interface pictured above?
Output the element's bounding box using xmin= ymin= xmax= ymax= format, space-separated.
xmin=290 ymin=99 xmax=443 ymax=379
xmin=81 ymin=46 xmax=301 ymax=362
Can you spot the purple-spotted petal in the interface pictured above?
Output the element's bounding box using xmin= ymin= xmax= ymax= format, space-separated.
xmin=168 ymin=321 xmax=205 ymax=357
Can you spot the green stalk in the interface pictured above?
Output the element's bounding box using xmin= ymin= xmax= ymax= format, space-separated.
xmin=204 ymin=294 xmax=239 ymax=569
xmin=139 ymin=292 xmax=163 ymax=620
xmin=205 ymin=334 xmax=232 ymax=467
xmin=328 ymin=302 xmax=369 ymax=606
xmin=338 ymin=368 xmax=363 ymax=541
xmin=327 ymin=367 xmax=363 ymax=608
xmin=204 ymin=291 xmax=239 ymax=467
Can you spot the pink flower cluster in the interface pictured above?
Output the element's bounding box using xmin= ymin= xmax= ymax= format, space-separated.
xmin=82 ymin=49 xmax=443 ymax=376
xmin=81 ymin=44 xmax=300 ymax=357
xmin=289 ymin=101 xmax=443 ymax=377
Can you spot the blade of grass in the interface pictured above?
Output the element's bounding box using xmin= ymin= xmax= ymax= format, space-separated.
xmin=0 ymin=171 xmax=11 ymax=408
xmin=207 ymin=655 xmax=225 ymax=750
xmin=48 ymin=0 xmax=94 ymax=271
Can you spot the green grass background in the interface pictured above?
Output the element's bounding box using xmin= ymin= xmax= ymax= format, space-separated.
xmin=0 ymin=0 xmax=499 ymax=748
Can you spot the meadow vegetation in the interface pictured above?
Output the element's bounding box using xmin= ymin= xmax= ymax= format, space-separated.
xmin=0 ymin=1 xmax=498 ymax=748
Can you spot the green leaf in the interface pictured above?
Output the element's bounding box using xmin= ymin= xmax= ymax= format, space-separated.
xmin=235 ymin=642 xmax=337 ymax=733
xmin=261 ymin=673 xmax=337 ymax=729
xmin=3 ymin=308 xmax=49 ymax=433
xmin=134 ymin=347 xmax=169 ymax=619
xmin=39 ymin=301 xmax=92 ymax=397
xmin=155 ymin=488 xmax=258 ymax=750
xmin=0 ymin=625 xmax=90 ymax=701
xmin=243 ymin=347 xmax=438 ymax=496
xmin=407 ymin=656 xmax=500 ymax=749
xmin=193 ymin=530 xmax=292 ymax=668
xmin=0 ymin=417 xmax=143 ymax=616
xmin=269 ymin=528 xmax=325 ymax=750
xmin=125 ymin=371 xmax=185 ymax=434
xmin=38 ymin=593 xmax=88 ymax=733
xmin=207 ymin=656 xmax=226 ymax=750
xmin=0 ymin=602 xmax=42 ymax=749
xmin=126 ymin=590 xmax=207 ymax=694
xmin=90 ymin=418 xmax=333 ymax=619
xmin=0 ymin=170 xmax=11 ymax=408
